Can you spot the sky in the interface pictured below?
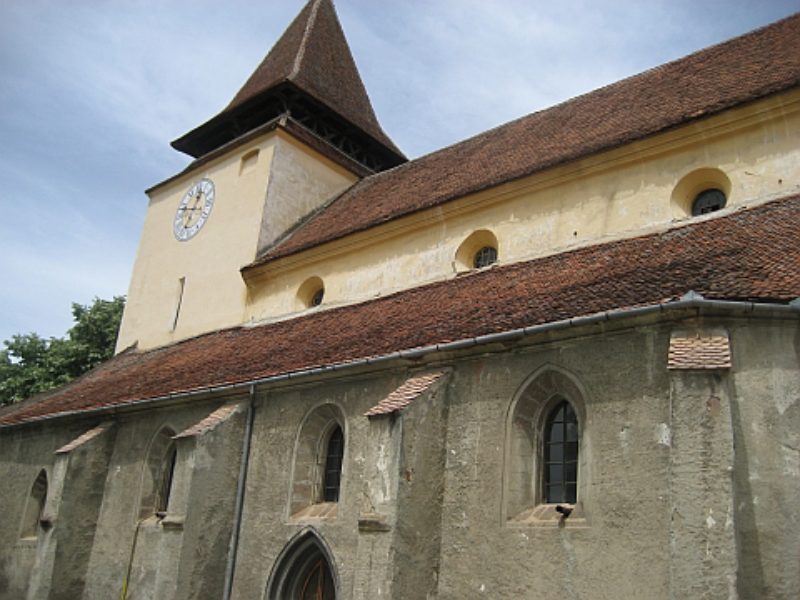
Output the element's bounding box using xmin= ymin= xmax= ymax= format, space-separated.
xmin=1 ymin=0 xmax=797 ymax=344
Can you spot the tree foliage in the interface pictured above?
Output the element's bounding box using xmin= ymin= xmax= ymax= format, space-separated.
xmin=0 ymin=296 xmax=125 ymax=407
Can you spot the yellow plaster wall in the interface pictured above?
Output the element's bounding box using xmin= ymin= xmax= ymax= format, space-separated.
xmin=244 ymin=91 xmax=800 ymax=324
xmin=117 ymin=130 xmax=357 ymax=352
xmin=258 ymin=135 xmax=358 ymax=254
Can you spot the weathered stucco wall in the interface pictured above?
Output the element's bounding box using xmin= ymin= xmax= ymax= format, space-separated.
xmin=76 ymin=398 xmax=245 ymax=600
xmin=2 ymin=316 xmax=798 ymax=599
xmin=0 ymin=420 xmax=93 ymax=599
xmin=728 ymin=320 xmax=800 ymax=600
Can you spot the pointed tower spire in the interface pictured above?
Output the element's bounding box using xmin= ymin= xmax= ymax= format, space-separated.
xmin=172 ymin=0 xmax=405 ymax=172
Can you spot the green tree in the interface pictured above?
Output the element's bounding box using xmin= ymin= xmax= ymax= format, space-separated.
xmin=0 ymin=296 xmax=125 ymax=407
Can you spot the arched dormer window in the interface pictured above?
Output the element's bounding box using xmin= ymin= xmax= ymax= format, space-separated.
xmin=20 ymin=469 xmax=48 ymax=538
xmin=671 ymin=168 xmax=731 ymax=218
xmin=298 ymin=276 xmax=325 ymax=310
xmin=543 ymin=399 xmax=579 ymax=504
xmin=455 ymin=229 xmax=499 ymax=272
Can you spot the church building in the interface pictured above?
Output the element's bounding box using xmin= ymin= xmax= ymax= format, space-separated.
xmin=2 ymin=2 xmax=800 ymax=598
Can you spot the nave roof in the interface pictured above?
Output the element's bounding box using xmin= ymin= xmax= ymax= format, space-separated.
xmin=252 ymin=13 xmax=800 ymax=266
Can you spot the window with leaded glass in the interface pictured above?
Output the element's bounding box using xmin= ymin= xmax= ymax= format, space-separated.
xmin=543 ymin=399 xmax=578 ymax=504
xmin=323 ymin=426 xmax=344 ymax=502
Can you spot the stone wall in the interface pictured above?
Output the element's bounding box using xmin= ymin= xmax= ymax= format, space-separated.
xmin=2 ymin=316 xmax=798 ymax=599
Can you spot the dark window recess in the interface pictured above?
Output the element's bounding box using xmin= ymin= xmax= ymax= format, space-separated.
xmin=544 ymin=400 xmax=578 ymax=503
xmin=311 ymin=288 xmax=325 ymax=307
xmin=157 ymin=446 xmax=178 ymax=513
xmin=299 ymin=558 xmax=335 ymax=600
xmin=473 ymin=246 xmax=498 ymax=269
xmin=691 ymin=188 xmax=727 ymax=216
xmin=323 ymin=426 xmax=344 ymax=502
xmin=21 ymin=470 xmax=48 ymax=538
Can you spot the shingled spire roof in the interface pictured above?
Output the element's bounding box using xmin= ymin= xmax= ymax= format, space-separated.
xmin=171 ymin=0 xmax=405 ymax=171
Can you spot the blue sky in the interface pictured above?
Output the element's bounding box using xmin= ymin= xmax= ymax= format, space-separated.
xmin=1 ymin=0 xmax=797 ymax=344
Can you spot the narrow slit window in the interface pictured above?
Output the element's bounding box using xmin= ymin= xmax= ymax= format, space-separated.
xmin=543 ymin=400 xmax=579 ymax=504
xmin=172 ymin=277 xmax=186 ymax=331
xmin=322 ymin=426 xmax=344 ymax=502
xmin=20 ymin=470 xmax=48 ymax=538
xmin=156 ymin=445 xmax=177 ymax=514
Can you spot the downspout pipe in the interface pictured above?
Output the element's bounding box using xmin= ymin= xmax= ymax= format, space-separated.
xmin=222 ymin=384 xmax=256 ymax=600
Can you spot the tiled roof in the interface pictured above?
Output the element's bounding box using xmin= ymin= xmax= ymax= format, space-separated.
xmin=254 ymin=13 xmax=800 ymax=265
xmin=55 ymin=423 xmax=110 ymax=454
xmin=172 ymin=0 xmax=401 ymax=160
xmin=173 ymin=404 xmax=239 ymax=439
xmin=668 ymin=334 xmax=732 ymax=370
xmin=2 ymin=194 xmax=800 ymax=427
xmin=364 ymin=372 xmax=446 ymax=417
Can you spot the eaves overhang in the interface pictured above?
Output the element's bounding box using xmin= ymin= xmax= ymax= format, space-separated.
xmin=2 ymin=296 xmax=797 ymax=430
xmin=146 ymin=113 xmax=375 ymax=197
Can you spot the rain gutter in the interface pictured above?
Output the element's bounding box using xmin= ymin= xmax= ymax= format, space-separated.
xmin=3 ymin=294 xmax=798 ymax=429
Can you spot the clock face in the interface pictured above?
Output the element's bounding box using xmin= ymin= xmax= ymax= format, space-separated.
xmin=174 ymin=178 xmax=215 ymax=241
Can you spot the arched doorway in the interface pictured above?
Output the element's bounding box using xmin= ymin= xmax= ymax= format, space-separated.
xmin=268 ymin=532 xmax=337 ymax=600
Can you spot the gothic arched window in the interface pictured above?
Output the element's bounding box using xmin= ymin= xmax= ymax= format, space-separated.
xmin=267 ymin=532 xmax=337 ymax=600
xmin=543 ymin=399 xmax=579 ymax=504
xmin=20 ymin=469 xmax=48 ymax=538
xmin=290 ymin=405 xmax=346 ymax=517
xmin=322 ymin=426 xmax=344 ymax=502
xmin=156 ymin=444 xmax=178 ymax=514
xmin=139 ymin=427 xmax=178 ymax=519
xmin=505 ymin=368 xmax=587 ymax=522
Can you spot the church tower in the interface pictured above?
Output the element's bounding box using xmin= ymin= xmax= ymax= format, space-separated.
xmin=116 ymin=0 xmax=404 ymax=352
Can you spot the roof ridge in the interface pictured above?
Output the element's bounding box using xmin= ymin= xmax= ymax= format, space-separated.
xmin=290 ymin=0 xmax=321 ymax=80
xmin=351 ymin=12 xmax=800 ymax=180
xmin=258 ymin=12 xmax=800 ymax=263
xmin=171 ymin=0 xmax=404 ymax=162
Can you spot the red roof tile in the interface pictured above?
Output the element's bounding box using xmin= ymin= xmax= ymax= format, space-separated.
xmin=172 ymin=0 xmax=402 ymax=161
xmin=174 ymin=404 xmax=239 ymax=439
xmin=364 ymin=372 xmax=445 ymax=417
xmin=253 ymin=13 xmax=800 ymax=266
xmin=3 ymin=195 xmax=800 ymax=426
xmin=668 ymin=335 xmax=732 ymax=370
xmin=55 ymin=423 xmax=110 ymax=454
xmin=231 ymin=0 xmax=398 ymax=153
